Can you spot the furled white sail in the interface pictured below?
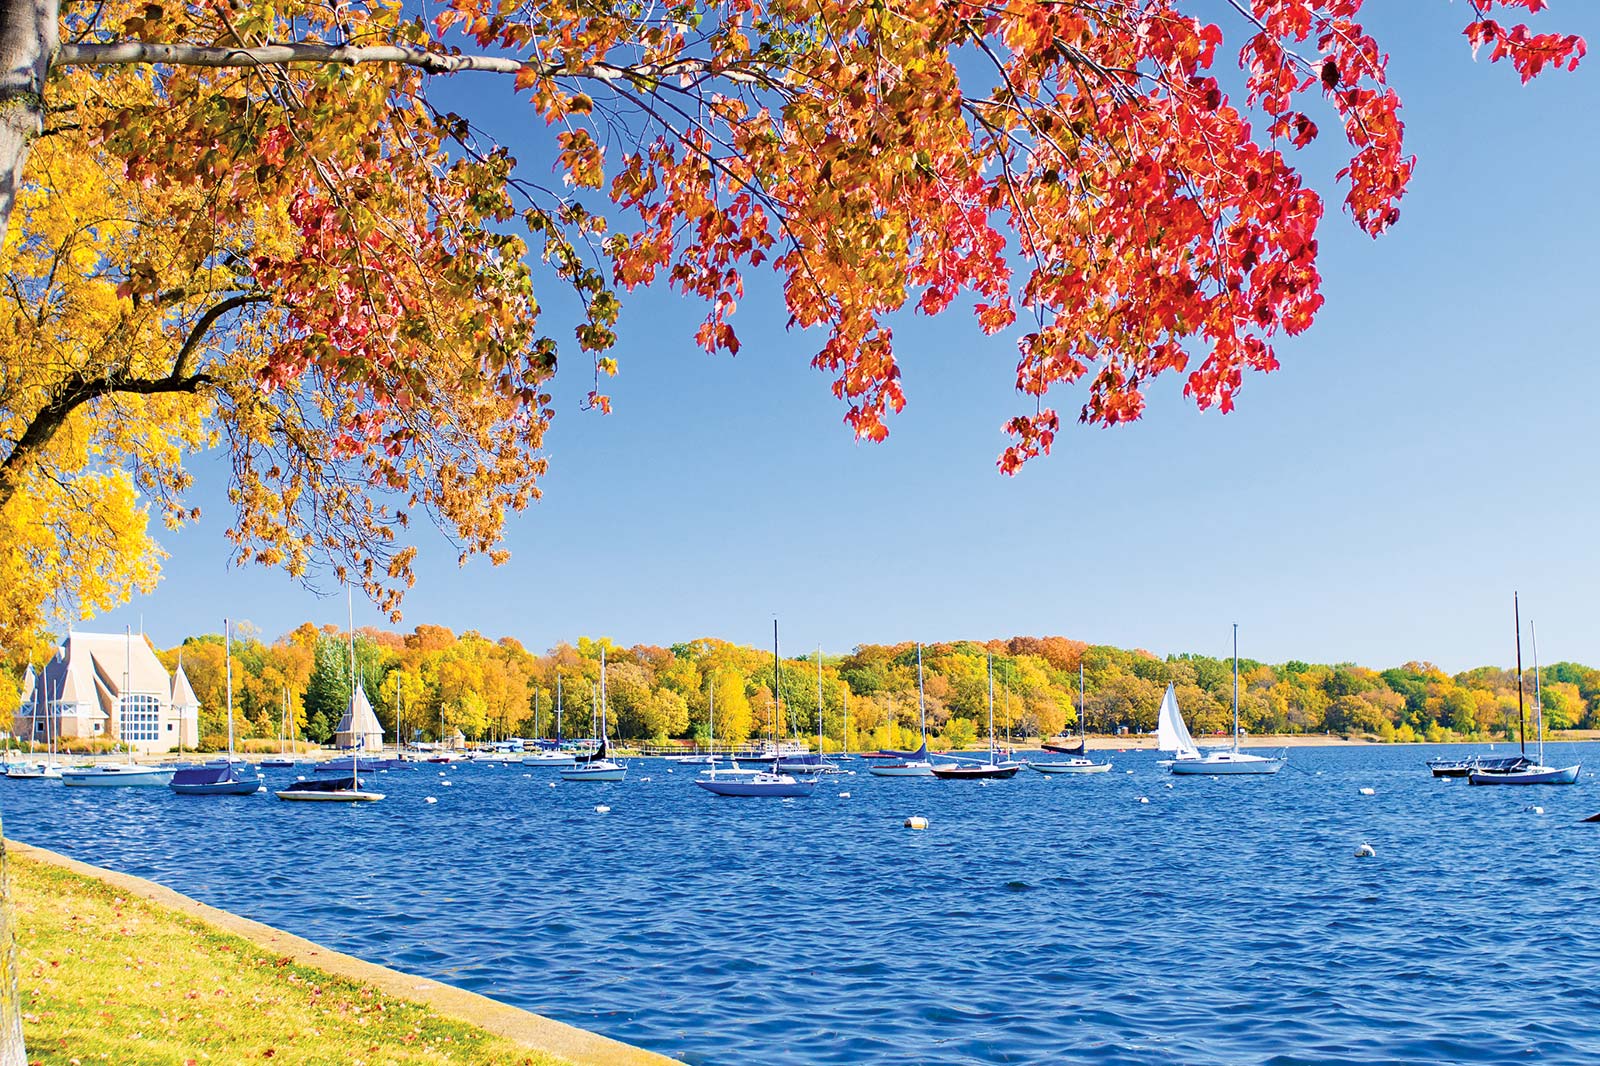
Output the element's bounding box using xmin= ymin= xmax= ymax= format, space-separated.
xmin=1156 ymin=683 xmax=1200 ymax=759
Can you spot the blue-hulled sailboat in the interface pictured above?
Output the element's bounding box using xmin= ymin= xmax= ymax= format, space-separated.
xmin=277 ymin=587 xmax=384 ymax=802
xmin=173 ymin=619 xmax=262 ymax=796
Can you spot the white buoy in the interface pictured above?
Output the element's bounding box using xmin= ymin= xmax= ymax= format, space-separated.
xmin=1354 ymin=843 xmax=1376 ymax=858
xmin=438 ymin=770 xmax=446 ymax=776
xmin=904 ymin=816 xmax=929 ymax=830
xmin=667 ymin=769 xmax=674 ymax=774
xmin=640 ymin=776 xmax=651 ymax=782
xmin=1138 ymin=796 xmax=1150 ymax=804
xmin=838 ymin=791 xmax=851 ymax=798
xmin=424 ymin=796 xmax=438 ymax=804
xmin=441 ymin=780 xmax=452 ymax=787
xmin=1358 ymin=787 xmax=1376 ymax=796
xmin=549 ymin=781 xmax=557 ymax=789
xmin=595 ymin=804 xmax=610 ymax=813
xmin=1125 ymin=769 xmax=1134 ymax=775
xmin=1164 ymin=783 xmax=1174 ymax=789
xmin=1532 ymin=806 xmax=1545 ymax=815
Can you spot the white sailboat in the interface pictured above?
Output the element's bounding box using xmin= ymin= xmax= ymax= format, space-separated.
xmin=63 ymin=627 xmax=177 ymax=788
xmin=523 ymin=675 xmax=578 ymax=766
xmin=1030 ymin=661 xmax=1112 ymax=774
xmin=868 ymin=644 xmax=937 ymax=777
xmin=930 ymin=655 xmax=1022 ymax=779
xmin=560 ymin=648 xmax=627 ymax=781
xmin=9 ymin=662 xmax=64 ymax=779
xmin=1154 ymin=683 xmax=1202 ymax=766
xmin=1170 ymin=625 xmax=1282 ymax=776
xmin=696 ymin=621 xmax=814 ymax=797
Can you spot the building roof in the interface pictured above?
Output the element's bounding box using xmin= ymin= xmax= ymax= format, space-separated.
xmin=170 ymin=656 xmax=200 ymax=711
xmin=40 ymin=631 xmax=169 ymax=720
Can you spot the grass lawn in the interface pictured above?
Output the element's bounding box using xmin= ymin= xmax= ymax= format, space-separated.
xmin=11 ymin=855 xmax=567 ymax=1065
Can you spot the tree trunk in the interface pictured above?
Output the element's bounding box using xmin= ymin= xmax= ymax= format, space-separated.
xmin=0 ymin=829 xmax=23 ymax=1066
xmin=0 ymin=0 xmax=56 ymax=243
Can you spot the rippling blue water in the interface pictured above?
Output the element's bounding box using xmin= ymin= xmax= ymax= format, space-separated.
xmin=6 ymin=744 xmax=1600 ymax=1064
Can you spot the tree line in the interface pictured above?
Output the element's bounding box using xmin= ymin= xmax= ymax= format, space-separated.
xmin=6 ymin=626 xmax=1592 ymax=750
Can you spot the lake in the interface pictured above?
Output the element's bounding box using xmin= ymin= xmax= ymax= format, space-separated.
xmin=6 ymin=743 xmax=1600 ymax=1064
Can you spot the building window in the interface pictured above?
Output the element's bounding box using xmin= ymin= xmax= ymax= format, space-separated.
xmin=118 ymin=694 xmax=163 ymax=742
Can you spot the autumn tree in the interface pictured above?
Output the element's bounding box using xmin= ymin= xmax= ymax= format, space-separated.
xmin=1 ymin=1 xmax=1586 ymax=652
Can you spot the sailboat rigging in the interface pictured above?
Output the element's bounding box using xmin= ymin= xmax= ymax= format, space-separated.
xmin=1169 ymin=624 xmax=1283 ymax=776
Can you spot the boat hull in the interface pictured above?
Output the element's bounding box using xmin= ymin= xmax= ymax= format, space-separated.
xmin=1040 ymin=739 xmax=1086 ymax=755
xmin=61 ymin=766 xmax=176 ymax=787
xmin=276 ymin=789 xmax=386 ymax=802
xmin=867 ymin=763 xmax=935 ymax=777
xmin=1169 ymin=755 xmax=1283 ymax=775
xmin=170 ymin=764 xmax=263 ymax=795
xmin=695 ymin=779 xmax=816 ymax=798
xmin=930 ymin=764 xmax=1022 ymax=780
xmin=1027 ymin=761 xmax=1112 ymax=775
xmin=559 ymin=764 xmax=627 ymax=782
xmin=1468 ymin=764 xmax=1580 ymax=786
xmin=259 ymin=759 xmax=298 ymax=768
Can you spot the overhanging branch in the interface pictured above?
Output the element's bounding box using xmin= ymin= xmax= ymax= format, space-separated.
xmin=54 ymin=42 xmax=784 ymax=87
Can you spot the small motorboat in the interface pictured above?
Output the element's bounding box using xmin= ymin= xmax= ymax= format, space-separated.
xmin=275 ymin=775 xmax=385 ymax=802
xmin=6 ymin=760 xmax=65 ymax=780
xmin=259 ymin=758 xmax=298 ymax=768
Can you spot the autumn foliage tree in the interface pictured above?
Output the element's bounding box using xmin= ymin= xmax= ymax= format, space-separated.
xmin=0 ymin=0 xmax=1585 ymax=650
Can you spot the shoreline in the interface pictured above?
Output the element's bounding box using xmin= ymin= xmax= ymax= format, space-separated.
xmin=6 ymin=839 xmax=673 ymax=1066
xmin=32 ymin=730 xmax=1598 ymax=765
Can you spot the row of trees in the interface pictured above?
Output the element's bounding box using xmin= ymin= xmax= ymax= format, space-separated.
xmin=7 ymin=628 xmax=1594 ymax=750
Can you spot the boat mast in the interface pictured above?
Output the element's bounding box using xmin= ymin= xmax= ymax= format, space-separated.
xmin=348 ymin=583 xmax=359 ymax=776
xmin=123 ymin=625 xmax=131 ymax=756
xmin=1232 ymin=623 xmax=1240 ymax=753
xmin=987 ymin=653 xmax=995 ymax=765
xmin=916 ymin=644 xmax=927 ymax=751
xmin=556 ymin=673 xmax=563 ymax=744
xmin=772 ymin=621 xmax=781 ymax=757
xmin=1514 ymin=592 xmax=1526 ymax=756
xmin=225 ymin=618 xmax=235 ymax=760
xmin=1531 ymin=619 xmax=1544 ymax=765
xmin=1079 ymin=660 xmax=1086 ymax=743
xmin=841 ymin=682 xmax=849 ymax=754
xmin=708 ymin=674 xmax=716 ymax=756
xmin=816 ymin=647 xmax=824 ymax=758
xmin=600 ymin=646 xmax=608 ymax=750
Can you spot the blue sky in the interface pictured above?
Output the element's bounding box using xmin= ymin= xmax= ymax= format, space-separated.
xmin=90 ymin=3 xmax=1600 ymax=672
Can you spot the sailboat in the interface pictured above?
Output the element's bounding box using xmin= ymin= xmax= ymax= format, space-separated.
xmin=260 ymin=687 xmax=298 ymax=768
xmin=1170 ymin=625 xmax=1283 ymax=776
xmin=932 ymin=655 xmax=1022 ymax=779
xmin=868 ymin=645 xmax=937 ymax=777
xmin=8 ymin=663 xmax=64 ymax=779
xmin=1470 ymin=599 xmax=1580 ymax=786
xmin=775 ymin=649 xmax=841 ymax=775
xmin=524 ymin=675 xmax=578 ymax=766
xmin=1153 ymin=683 xmax=1202 ymax=766
xmin=1039 ymin=667 xmax=1087 ymax=757
xmin=172 ymin=620 xmax=262 ymax=795
xmin=1030 ymin=661 xmax=1112 ymax=774
xmin=277 ymin=587 xmax=385 ymax=802
xmin=697 ymin=622 xmax=816 ymax=797
xmin=63 ymin=628 xmax=178 ymax=788
xmin=560 ymin=649 xmax=628 ymax=781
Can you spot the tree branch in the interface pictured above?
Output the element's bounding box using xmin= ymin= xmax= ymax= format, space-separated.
xmin=0 ymin=292 xmax=268 ymax=509
xmin=54 ymin=41 xmax=785 ymax=87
